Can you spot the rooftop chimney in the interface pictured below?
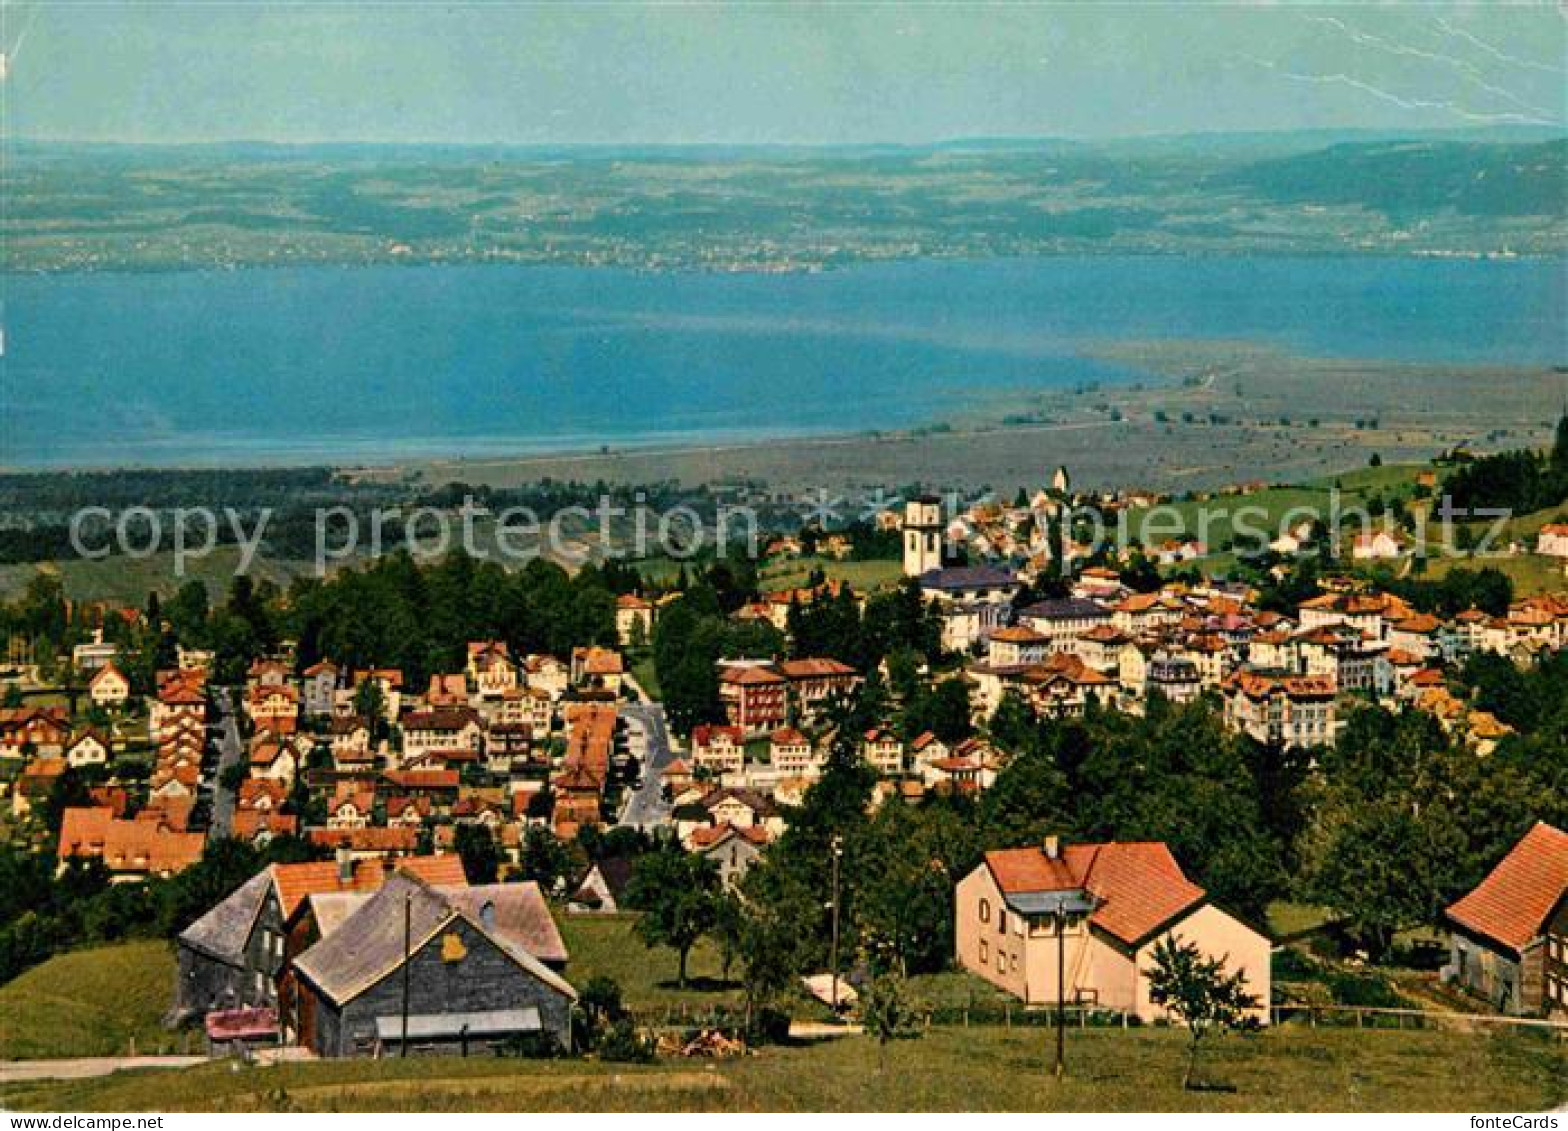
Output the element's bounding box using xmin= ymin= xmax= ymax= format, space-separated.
xmin=335 ymin=842 xmax=354 ymax=886
xmin=1044 ymin=834 xmax=1061 ymax=860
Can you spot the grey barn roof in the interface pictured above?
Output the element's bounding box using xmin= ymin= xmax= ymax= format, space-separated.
xmin=177 ymin=870 xmax=271 ymax=966
xmin=307 ymin=891 xmax=371 ymax=939
xmin=445 ymin=881 xmax=568 ymax=965
xmin=292 ymin=871 xmax=576 ymax=1007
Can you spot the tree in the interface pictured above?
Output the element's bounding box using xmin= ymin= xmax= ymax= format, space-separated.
xmin=904 ymin=677 xmax=973 ymax=745
xmin=514 ymin=824 xmax=577 ymax=895
xmin=158 ymin=839 xmax=264 ymax=937
xmin=862 ymin=971 xmax=915 ymax=1074
xmin=1303 ymin=705 xmax=1468 ymax=960
xmin=454 ymin=823 xmax=501 ymax=884
xmin=854 ymin=799 xmax=977 ymax=975
xmin=730 ymin=882 xmax=812 ymax=1039
xmin=712 ymin=889 xmax=745 ymax=984
xmin=42 ymin=768 xmax=93 ymax=835
xmin=576 ymin=975 xmax=627 ymax=1051
xmin=353 ymin=679 xmax=387 ymax=729
xmin=1145 ymin=935 xmax=1259 ymax=1090
xmin=625 ymin=847 xmax=721 ymax=988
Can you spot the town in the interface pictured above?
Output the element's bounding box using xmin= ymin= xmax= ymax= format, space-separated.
xmin=0 ymin=428 xmax=1564 ymax=1110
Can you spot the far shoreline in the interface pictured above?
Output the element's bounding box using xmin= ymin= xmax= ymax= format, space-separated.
xmin=3 ymin=246 xmax=1562 ymax=281
xmin=5 ymin=341 xmax=1561 ymax=496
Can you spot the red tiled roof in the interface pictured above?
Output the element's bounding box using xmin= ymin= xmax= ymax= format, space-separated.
xmin=693 ymin=724 xmax=744 ymax=747
xmin=271 ymin=854 xmax=467 ymax=921
xmin=775 ymin=657 xmax=857 ymax=680
xmin=719 ymin=665 xmax=787 ymax=686
xmin=1446 ymin=822 xmax=1568 ymax=954
xmin=690 ymin=822 xmax=771 ymax=849
xmin=232 ymin=810 xmax=299 ymax=840
xmin=383 ymin=768 xmax=459 ymax=791
xmin=984 ymin=841 xmax=1208 ymax=947
xmin=57 ymin=807 xmax=205 ymax=875
xmin=305 ymin=826 xmax=419 ymax=854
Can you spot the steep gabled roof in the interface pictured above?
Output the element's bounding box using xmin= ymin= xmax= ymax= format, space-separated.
xmin=445 ymin=881 xmax=569 ymax=965
xmin=984 ymin=841 xmax=1209 ymax=948
xmin=178 ymin=870 xmax=272 ymax=965
xmin=292 ymin=872 xmax=575 ymax=1007
xmin=1446 ymin=822 xmax=1568 ymax=955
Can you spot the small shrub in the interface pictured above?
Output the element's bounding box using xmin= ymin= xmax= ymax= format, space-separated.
xmin=597 ymin=1018 xmax=656 ymax=1063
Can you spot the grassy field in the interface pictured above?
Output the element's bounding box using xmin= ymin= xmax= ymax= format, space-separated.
xmin=755 ymin=555 xmax=905 ymax=594
xmin=1 ymin=937 xmax=1560 ymax=1111
xmin=1123 ymin=463 xmax=1436 ymax=552
xmin=0 ymin=548 xmax=311 ymax=605
xmin=0 ymin=940 xmax=179 ymax=1060
xmin=1412 ymin=552 xmax=1566 ymax=598
xmin=556 ymin=914 xmax=741 ymax=1010
xmin=4 ymin=1026 xmax=1562 ymax=1112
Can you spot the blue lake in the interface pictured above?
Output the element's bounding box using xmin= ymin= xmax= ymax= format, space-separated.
xmin=2 ymin=256 xmax=1562 ymax=468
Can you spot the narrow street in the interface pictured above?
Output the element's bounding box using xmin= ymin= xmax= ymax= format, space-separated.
xmin=617 ymin=701 xmax=675 ymax=830
xmin=207 ymin=688 xmax=243 ymax=839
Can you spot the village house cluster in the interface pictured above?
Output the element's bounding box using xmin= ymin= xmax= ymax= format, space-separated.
xmin=0 ymin=461 xmax=1562 ymax=1058
xmin=229 ymin=641 xmax=644 ymax=860
xmin=898 ymin=497 xmax=1567 ymax=754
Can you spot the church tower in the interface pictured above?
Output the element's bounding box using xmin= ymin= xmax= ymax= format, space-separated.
xmin=903 ymin=496 xmax=943 ymax=577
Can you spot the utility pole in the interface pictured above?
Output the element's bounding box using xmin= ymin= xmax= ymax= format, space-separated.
xmin=1054 ymin=909 xmax=1066 ymax=1078
xmin=400 ymin=890 xmax=412 ymax=1057
xmin=829 ymin=834 xmax=843 ymax=1018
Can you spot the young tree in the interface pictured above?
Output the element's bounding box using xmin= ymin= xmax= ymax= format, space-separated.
xmin=862 ymin=971 xmax=914 ymax=1074
xmin=1145 ymin=936 xmax=1259 ymax=1090
xmin=625 ymin=847 xmax=720 ymax=988
xmin=576 ymin=975 xmax=627 ymax=1051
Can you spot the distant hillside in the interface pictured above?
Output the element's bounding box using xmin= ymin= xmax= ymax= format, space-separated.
xmin=1216 ymin=139 xmax=1567 ymax=217
xmin=3 ymin=131 xmax=1564 ymax=272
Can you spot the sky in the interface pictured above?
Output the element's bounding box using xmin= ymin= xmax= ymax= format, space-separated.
xmin=2 ymin=2 xmax=1565 ymax=145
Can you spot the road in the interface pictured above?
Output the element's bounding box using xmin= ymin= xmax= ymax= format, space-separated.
xmin=617 ymin=701 xmax=674 ymax=830
xmin=207 ymin=688 xmax=244 ymax=839
xmin=0 ymin=1056 xmax=206 ymax=1082
xmin=0 ymin=1047 xmax=315 ymax=1083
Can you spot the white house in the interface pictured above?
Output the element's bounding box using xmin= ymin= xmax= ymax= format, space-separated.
xmin=88 ymin=663 xmax=131 ymax=708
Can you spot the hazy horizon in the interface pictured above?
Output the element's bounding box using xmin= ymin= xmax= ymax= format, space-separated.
xmin=2 ymin=3 xmax=1564 ymax=147
xmin=8 ymin=124 xmax=1567 ymax=152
